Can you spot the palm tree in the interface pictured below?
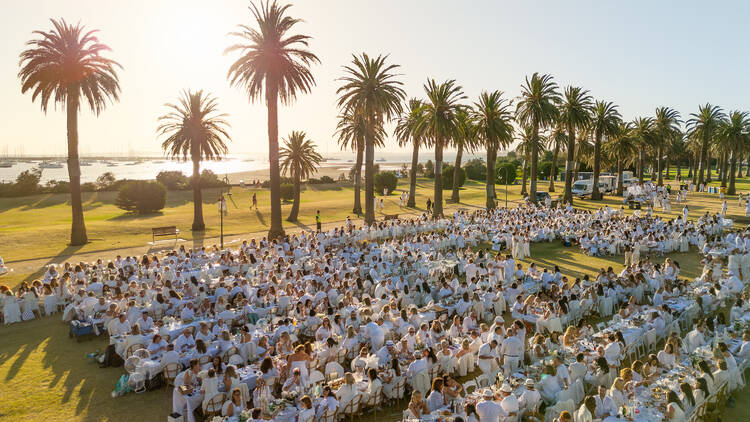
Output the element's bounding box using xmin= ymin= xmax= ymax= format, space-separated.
xmin=652 ymin=107 xmax=682 ymax=186
xmin=336 ymin=53 xmax=405 ymax=224
xmin=19 ymin=19 xmax=121 ymax=246
xmin=559 ymin=86 xmax=593 ymax=204
xmin=472 ymin=91 xmax=515 ymax=209
xmin=718 ymin=111 xmax=750 ymax=194
xmin=686 ymin=104 xmax=724 ymax=186
xmin=280 ymin=131 xmax=322 ymax=221
xmin=515 ymin=73 xmax=561 ymax=203
xmin=451 ymin=107 xmax=477 ymax=203
xmin=517 ymin=125 xmax=538 ymax=196
xmin=158 ymin=90 xmax=231 ymax=231
xmin=590 ymin=101 xmax=621 ymax=199
xmin=226 ymin=0 xmax=319 ymax=239
xmin=603 ymin=122 xmax=635 ymax=196
xmin=547 ymin=123 xmax=567 ymax=192
xmin=335 ymin=108 xmax=385 ymax=214
xmin=394 ymin=99 xmax=425 ymax=208
xmin=417 ymin=79 xmax=466 ymax=217
xmin=631 ymin=117 xmax=654 ymax=184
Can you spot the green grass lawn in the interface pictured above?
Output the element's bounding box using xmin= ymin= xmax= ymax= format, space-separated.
xmin=2 ymin=176 xmax=750 ymax=422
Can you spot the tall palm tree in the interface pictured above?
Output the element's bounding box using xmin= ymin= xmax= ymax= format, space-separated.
xmin=718 ymin=111 xmax=750 ymax=194
xmin=517 ymin=125 xmax=539 ymax=196
xmin=417 ymin=79 xmax=466 ymax=217
xmin=603 ymin=121 xmax=635 ymax=196
xmin=515 ymin=73 xmax=561 ymax=203
xmin=472 ymin=91 xmax=515 ymax=209
xmin=394 ymin=99 xmax=425 ymax=208
xmin=559 ymin=86 xmax=593 ymax=204
xmin=451 ymin=107 xmax=477 ymax=203
xmin=158 ymin=90 xmax=231 ymax=231
xmin=653 ymin=107 xmax=682 ymax=186
xmin=590 ymin=101 xmax=621 ymax=199
xmin=686 ymin=104 xmax=724 ymax=186
xmin=19 ymin=19 xmax=121 ymax=246
xmin=280 ymin=131 xmax=322 ymax=221
xmin=226 ymin=0 xmax=319 ymax=239
xmin=336 ymin=53 xmax=405 ymax=224
xmin=335 ymin=108 xmax=385 ymax=214
xmin=547 ymin=123 xmax=567 ymax=192
xmin=631 ymin=117 xmax=654 ymax=184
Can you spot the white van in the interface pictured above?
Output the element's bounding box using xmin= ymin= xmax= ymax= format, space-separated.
xmin=599 ymin=175 xmax=616 ymax=193
xmin=572 ymin=180 xmax=593 ymax=197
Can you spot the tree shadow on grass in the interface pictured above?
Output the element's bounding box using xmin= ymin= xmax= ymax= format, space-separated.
xmin=107 ymin=211 xmax=165 ymax=221
xmin=255 ymin=209 xmax=267 ymax=227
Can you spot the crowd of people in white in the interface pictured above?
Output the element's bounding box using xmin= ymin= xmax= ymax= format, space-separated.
xmin=2 ymin=191 xmax=750 ymax=422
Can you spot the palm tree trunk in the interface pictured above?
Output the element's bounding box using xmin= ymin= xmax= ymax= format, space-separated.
xmin=657 ymin=144 xmax=664 ymax=186
xmin=353 ymin=143 xmax=363 ymax=214
xmin=287 ymin=168 xmax=301 ymax=221
xmin=433 ymin=138 xmax=444 ymax=217
xmin=664 ymin=155 xmax=670 ymax=181
xmin=676 ymin=161 xmax=681 ymax=182
xmin=638 ymin=148 xmax=645 ymax=184
xmin=486 ymin=142 xmax=497 ymax=209
xmin=364 ymin=123 xmax=375 ymax=224
xmin=728 ymin=149 xmax=738 ymax=195
xmin=191 ymin=154 xmax=205 ymax=231
xmin=549 ymin=141 xmax=559 ymax=193
xmin=265 ymin=81 xmax=284 ymax=239
xmin=616 ymin=157 xmax=624 ymax=196
xmin=720 ymin=151 xmax=728 ymax=187
xmin=407 ymin=140 xmax=418 ymax=208
xmin=563 ymin=125 xmax=576 ymax=204
xmin=66 ymin=88 xmax=87 ymax=245
xmin=692 ymin=148 xmax=699 ymax=184
xmin=698 ymin=139 xmax=707 ymax=184
xmin=521 ymin=153 xmax=529 ymax=196
xmin=651 ymin=158 xmax=657 ymax=181
xmin=592 ymin=131 xmax=602 ymax=199
xmin=451 ymin=143 xmax=463 ymax=203
xmin=529 ymin=121 xmax=540 ymax=203
xmin=746 ymin=154 xmax=750 ymax=177
xmin=705 ymin=149 xmax=712 ymax=183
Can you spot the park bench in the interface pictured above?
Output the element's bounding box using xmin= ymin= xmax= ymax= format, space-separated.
xmin=383 ymin=214 xmax=399 ymax=221
xmin=152 ymin=226 xmax=179 ymax=243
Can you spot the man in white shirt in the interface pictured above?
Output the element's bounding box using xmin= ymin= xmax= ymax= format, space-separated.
xmin=174 ymin=328 xmax=196 ymax=352
xmin=685 ymin=324 xmax=707 ymax=353
xmin=478 ymin=340 xmax=501 ymax=377
xmin=137 ymin=311 xmax=154 ymax=332
xmin=594 ymin=385 xmax=617 ymax=418
xmin=160 ymin=343 xmax=180 ymax=366
xmin=603 ymin=334 xmax=621 ymax=367
xmin=500 ymin=329 xmax=523 ymax=377
xmin=375 ymin=341 xmax=395 ymax=366
xmin=737 ymin=331 xmax=750 ymax=363
xmin=111 ymin=314 xmax=131 ymax=336
xmin=569 ymin=353 xmax=588 ymax=384
xmin=519 ymin=379 xmax=541 ymax=414
xmin=180 ymin=302 xmax=196 ymax=321
xmin=498 ymin=383 xmax=519 ymax=419
xmin=476 ymin=389 xmax=506 ymax=422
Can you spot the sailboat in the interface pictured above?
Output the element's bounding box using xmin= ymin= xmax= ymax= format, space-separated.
xmin=0 ymin=161 xmax=13 ymax=168
xmin=39 ymin=161 xmax=64 ymax=168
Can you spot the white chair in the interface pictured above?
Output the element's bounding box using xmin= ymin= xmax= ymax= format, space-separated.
xmin=202 ymin=392 xmax=225 ymax=418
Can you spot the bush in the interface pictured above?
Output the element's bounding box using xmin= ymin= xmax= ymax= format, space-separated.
xmin=441 ymin=165 xmax=466 ymax=190
xmin=261 ymin=176 xmax=294 ymax=189
xmin=464 ymin=158 xmax=487 ymax=181
xmin=96 ymin=172 xmax=117 ymax=191
xmin=424 ymin=160 xmax=435 ymax=178
xmin=199 ymin=170 xmax=228 ymax=188
xmin=46 ymin=180 xmax=70 ymax=194
xmin=374 ymin=171 xmax=398 ymax=194
xmin=308 ymin=175 xmax=335 ymax=184
xmin=14 ymin=168 xmax=42 ymax=195
xmin=115 ymin=180 xmax=167 ymax=214
xmin=538 ymin=161 xmax=558 ymax=180
xmin=279 ymin=183 xmax=294 ymax=201
xmin=496 ymin=161 xmax=518 ymax=185
xmin=81 ymin=182 xmax=98 ymax=192
xmin=156 ymin=171 xmax=189 ymax=190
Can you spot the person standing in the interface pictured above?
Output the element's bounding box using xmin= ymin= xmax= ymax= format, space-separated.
xmin=426 ymin=198 xmax=432 ymax=214
xmin=721 ymin=200 xmax=728 ymax=217
xmin=251 ymin=192 xmax=257 ymax=210
xmin=315 ymin=210 xmax=321 ymax=233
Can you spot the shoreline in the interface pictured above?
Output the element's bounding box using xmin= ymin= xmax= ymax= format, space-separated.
xmin=225 ymin=161 xmax=409 ymax=184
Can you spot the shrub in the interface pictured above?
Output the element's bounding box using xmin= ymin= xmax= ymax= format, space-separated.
xmin=115 ymin=180 xmax=167 ymax=214
xmin=279 ymin=183 xmax=294 ymax=201
xmin=496 ymin=161 xmax=518 ymax=185
xmin=261 ymin=176 xmax=294 ymax=189
xmin=81 ymin=182 xmax=98 ymax=192
xmin=374 ymin=171 xmax=398 ymax=194
xmin=424 ymin=160 xmax=435 ymax=178
xmin=96 ymin=172 xmax=117 ymax=191
xmin=308 ymin=175 xmax=335 ymax=184
xmin=441 ymin=165 xmax=465 ymax=190
xmin=46 ymin=180 xmax=70 ymax=194
xmin=464 ymin=158 xmax=487 ymax=181
xmin=156 ymin=171 xmax=189 ymax=190
xmin=538 ymin=161 xmax=558 ymax=180
xmin=199 ymin=170 xmax=227 ymax=188
xmin=14 ymin=168 xmax=42 ymax=195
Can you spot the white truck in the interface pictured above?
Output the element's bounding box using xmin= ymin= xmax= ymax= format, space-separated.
xmin=572 ymin=179 xmax=611 ymax=197
xmin=599 ymin=175 xmax=617 ymax=193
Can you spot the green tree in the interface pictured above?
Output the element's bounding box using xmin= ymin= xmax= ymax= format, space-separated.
xmin=19 ymin=19 xmax=121 ymax=245
xmin=718 ymin=111 xmax=750 ymax=194
xmin=653 ymin=107 xmax=683 ymax=186
xmin=158 ymin=89 xmax=231 ymax=231
xmin=590 ymin=101 xmax=621 ymax=199
xmin=335 ymin=108 xmax=384 ymax=214
xmin=631 ymin=117 xmax=655 ymax=184
xmin=473 ymin=91 xmax=515 ymax=209
xmin=546 ymin=123 xmax=567 ymax=192
xmin=686 ymin=104 xmax=724 ymax=186
xmin=226 ymin=0 xmax=319 ymax=239
xmin=336 ymin=53 xmax=405 ymax=224
xmin=515 ymin=73 xmax=561 ymax=203
xmin=394 ymin=99 xmax=425 ymax=208
xmin=559 ymin=86 xmax=592 ymax=204
xmin=604 ymin=122 xmax=636 ymax=196
xmin=279 ymin=131 xmax=322 ymax=221
xmin=451 ymin=107 xmax=477 ymax=202
xmin=417 ymin=79 xmax=466 ymax=217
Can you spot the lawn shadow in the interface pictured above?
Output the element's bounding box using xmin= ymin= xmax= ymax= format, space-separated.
xmin=289 ymin=220 xmax=312 ymax=231
xmin=107 ymin=211 xmax=165 ymax=221
xmin=255 ymin=209 xmax=267 ymax=227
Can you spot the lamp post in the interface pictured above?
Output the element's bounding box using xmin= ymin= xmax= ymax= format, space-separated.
xmin=218 ymin=195 xmax=226 ymax=249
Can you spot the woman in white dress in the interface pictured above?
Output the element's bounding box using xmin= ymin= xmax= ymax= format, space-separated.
xmin=21 ymin=286 xmax=38 ymax=321
xmin=200 ymin=368 xmax=221 ymax=410
xmin=2 ymin=288 xmax=22 ymax=325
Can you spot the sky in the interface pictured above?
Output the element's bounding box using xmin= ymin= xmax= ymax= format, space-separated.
xmin=1 ymin=0 xmax=749 ymax=158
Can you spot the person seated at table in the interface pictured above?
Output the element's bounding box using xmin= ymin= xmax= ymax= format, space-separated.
xmin=172 ymin=359 xmax=202 ymax=422
xmin=584 ymin=357 xmax=612 ymax=389
xmin=685 ymin=321 xmax=707 ymax=353
xmin=252 ymin=377 xmax=272 ymax=408
xmin=221 ymin=365 xmax=241 ymax=393
xmin=477 ymin=388 xmax=506 ymax=421
xmin=221 ymin=386 xmax=247 ymax=417
xmin=296 ymin=395 xmax=315 ymax=422
xmin=136 ymin=311 xmax=154 ymax=332
xmin=713 ymin=359 xmax=731 ymax=390
xmin=519 ymin=378 xmax=541 ymax=414
xmin=678 ymin=382 xmax=696 ymax=414
xmin=499 ymin=382 xmax=519 ymax=419
xmin=214 ymin=330 xmax=234 ymax=356
xmin=283 ymin=367 xmax=308 ymax=394
xmin=314 ymin=386 xmax=338 ymax=419
xmin=335 ymin=372 xmax=361 ymax=411
xmin=657 ymin=343 xmax=677 ymax=369
xmin=180 ymin=302 xmax=196 ymax=322
xmin=569 ymin=353 xmax=587 ymax=385
xmin=665 ymin=391 xmax=686 ymax=422
xmin=593 ymin=385 xmax=616 ymax=419
xmin=561 ymin=326 xmax=578 ymax=348
xmin=441 ymin=374 xmax=463 ymax=404
xmin=174 ymin=328 xmax=196 ymax=353
xmin=553 ymin=410 xmax=573 ymax=422
xmin=200 ymin=368 xmax=220 ymax=409
xmin=287 ymin=344 xmax=311 ymax=380
xmin=736 ymin=331 xmax=750 ymax=363
xmin=608 ymin=377 xmax=627 ymax=408
xmin=405 ymin=390 xmax=430 ymax=419
xmin=124 ymin=323 xmax=144 ymax=353
xmin=315 ymin=317 xmax=333 ymax=342
xmin=380 ymin=358 xmax=402 ymax=401
xmin=539 ymin=364 xmax=562 ymax=404
xmin=694 ymin=377 xmax=710 ymax=405
xmin=350 ymin=347 xmax=370 ymax=373
xmin=463 ymin=402 xmax=480 ymax=422
xmin=148 ymin=333 xmax=168 ymax=355
xmin=160 ymin=343 xmax=181 ymax=367
xmin=575 ymin=395 xmax=596 ymax=422
xmin=360 ymin=368 xmax=382 ymax=404
xmin=195 ymin=322 xmax=214 ymax=345
xmin=210 ymin=356 xmax=225 ymax=376
xmin=603 ymin=333 xmax=621 ymax=368
xmin=111 ymin=313 xmax=131 ymax=336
